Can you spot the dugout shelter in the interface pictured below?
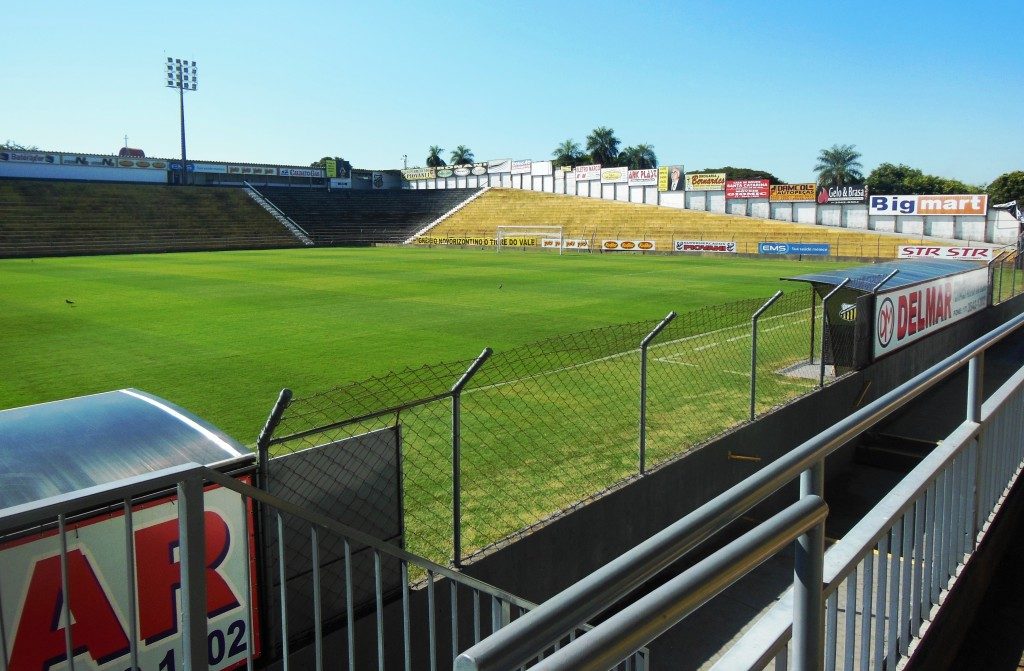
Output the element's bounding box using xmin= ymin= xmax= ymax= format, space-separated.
xmin=784 ymin=259 xmax=991 ymax=373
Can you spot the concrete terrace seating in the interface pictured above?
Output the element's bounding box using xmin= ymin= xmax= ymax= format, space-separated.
xmin=257 ymin=187 xmax=481 ymax=246
xmin=0 ymin=180 xmax=301 ymax=258
xmin=423 ymin=188 xmax=932 ymax=258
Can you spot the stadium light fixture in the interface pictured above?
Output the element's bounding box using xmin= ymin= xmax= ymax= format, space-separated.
xmin=165 ymin=57 xmax=198 ymax=185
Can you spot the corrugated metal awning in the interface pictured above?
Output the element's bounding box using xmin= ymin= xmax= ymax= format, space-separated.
xmin=783 ymin=259 xmax=987 ymax=293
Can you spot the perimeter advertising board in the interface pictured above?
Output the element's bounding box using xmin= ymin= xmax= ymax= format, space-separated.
xmin=511 ymin=160 xmax=532 ymax=175
xmin=627 ymin=168 xmax=658 ymax=186
xmin=602 ymin=240 xmax=656 ymax=251
xmin=769 ymin=184 xmax=816 ymax=201
xmin=659 ymin=165 xmax=685 ymax=191
xmin=873 ymin=268 xmax=989 ymax=358
xmin=674 ymin=240 xmax=737 ymax=253
xmin=725 ymin=179 xmax=770 ymax=199
xmin=759 ymin=242 xmax=830 ymax=255
xmin=898 ymin=246 xmax=994 ymax=261
xmin=816 ymin=184 xmax=867 ymax=204
xmin=685 ymin=172 xmax=726 ymax=191
xmin=600 ymin=167 xmax=628 ymax=184
xmin=574 ymin=164 xmax=602 ymax=181
xmin=869 ymin=194 xmax=988 ymax=216
xmin=530 ymin=160 xmax=553 ymax=176
xmin=487 ymin=159 xmax=512 ymax=174
xmin=0 ymin=481 xmax=260 ymax=671
xmin=279 ymin=167 xmax=324 ymax=178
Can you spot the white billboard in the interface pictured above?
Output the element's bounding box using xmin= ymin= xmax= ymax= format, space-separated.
xmin=511 ymin=159 xmax=532 ymax=175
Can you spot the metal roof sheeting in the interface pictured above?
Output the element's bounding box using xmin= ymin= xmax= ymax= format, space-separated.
xmin=783 ymin=259 xmax=988 ymax=293
xmin=0 ymin=389 xmax=247 ymax=509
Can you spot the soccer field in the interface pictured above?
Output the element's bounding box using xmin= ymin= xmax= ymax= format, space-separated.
xmin=0 ymin=246 xmax=839 ymax=444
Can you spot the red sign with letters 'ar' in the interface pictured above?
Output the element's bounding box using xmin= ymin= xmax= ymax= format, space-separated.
xmin=0 ymin=480 xmax=260 ymax=671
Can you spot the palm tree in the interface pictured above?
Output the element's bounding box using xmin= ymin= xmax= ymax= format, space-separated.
xmin=450 ymin=145 xmax=474 ymax=165
xmin=814 ymin=144 xmax=864 ymax=187
xmin=425 ymin=146 xmax=446 ymax=167
xmin=619 ymin=144 xmax=657 ymax=169
xmin=552 ymin=139 xmax=584 ymax=168
xmin=585 ymin=126 xmax=620 ymax=166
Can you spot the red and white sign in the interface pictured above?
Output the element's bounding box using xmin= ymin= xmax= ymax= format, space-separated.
xmin=541 ymin=238 xmax=590 ymax=250
xmin=674 ymin=240 xmax=737 ymax=253
xmin=627 ymin=169 xmax=658 ymax=186
xmin=0 ymin=481 xmax=260 ymax=671
xmin=725 ymin=179 xmax=770 ymax=199
xmin=602 ymin=240 xmax=656 ymax=251
xmin=574 ymin=164 xmax=601 ymax=181
xmin=873 ymin=268 xmax=989 ymax=357
xmin=898 ymin=246 xmax=994 ymax=261
xmin=869 ymin=194 xmax=988 ymax=217
xmin=511 ymin=159 xmax=532 ymax=175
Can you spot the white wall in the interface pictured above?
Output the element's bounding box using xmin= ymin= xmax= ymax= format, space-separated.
xmin=0 ymin=162 xmax=167 ymax=183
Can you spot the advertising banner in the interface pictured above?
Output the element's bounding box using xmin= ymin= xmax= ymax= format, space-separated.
xmin=184 ymin=162 xmax=226 ymax=173
xmin=725 ymin=179 xmax=770 ymax=199
xmin=0 ymin=481 xmax=260 ymax=671
xmin=658 ymin=165 xmax=685 ymax=192
xmin=470 ymin=163 xmax=488 ymax=176
xmin=574 ymin=164 xmax=602 ymax=181
xmin=227 ymin=165 xmax=278 ymax=176
xmin=769 ymin=183 xmax=816 ymax=201
xmin=0 ymin=151 xmax=58 ymax=164
xmin=601 ymin=167 xmax=628 ymax=184
xmin=816 ymin=184 xmax=868 ymax=204
xmin=897 ymin=246 xmax=994 ymax=261
xmin=602 ymin=240 xmax=656 ymax=251
xmin=486 ymin=159 xmax=512 ymax=174
xmin=869 ymin=194 xmax=988 ymax=217
xmin=541 ymin=238 xmax=591 ymax=250
xmin=511 ymin=159 xmax=532 ymax=175
xmin=674 ymin=240 xmax=738 ymax=253
xmin=325 ymin=159 xmax=337 ymax=178
xmin=402 ymin=167 xmax=436 ymax=181
xmin=873 ymin=268 xmax=989 ymax=357
xmin=279 ymin=167 xmax=324 ymax=178
xmin=60 ymin=154 xmax=118 ymax=168
xmin=531 ymin=160 xmax=553 ymax=176
xmin=758 ymin=242 xmax=831 ymax=255
xmin=415 ymin=236 xmax=537 ymax=246
xmin=685 ymin=172 xmax=726 ymax=191
xmin=453 ymin=166 xmax=471 ymax=177
xmin=436 ymin=168 xmax=454 ymax=178
xmin=627 ymin=168 xmax=658 ymax=186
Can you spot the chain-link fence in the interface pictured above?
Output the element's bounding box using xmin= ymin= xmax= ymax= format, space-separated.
xmin=260 ymin=287 xmax=848 ymax=568
xmin=992 ymin=254 xmax=1023 ymax=304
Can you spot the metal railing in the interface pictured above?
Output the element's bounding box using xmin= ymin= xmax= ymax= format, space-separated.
xmin=0 ymin=457 xmax=647 ymax=671
xmin=455 ymin=309 xmax=1024 ymax=671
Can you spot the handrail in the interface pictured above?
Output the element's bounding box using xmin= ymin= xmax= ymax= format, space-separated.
xmin=453 ymin=309 xmax=1024 ymax=671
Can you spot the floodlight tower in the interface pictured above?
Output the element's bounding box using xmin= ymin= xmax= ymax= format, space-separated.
xmin=165 ymin=57 xmax=198 ymax=185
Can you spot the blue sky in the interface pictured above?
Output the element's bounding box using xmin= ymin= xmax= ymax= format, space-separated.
xmin=2 ymin=0 xmax=1021 ymax=185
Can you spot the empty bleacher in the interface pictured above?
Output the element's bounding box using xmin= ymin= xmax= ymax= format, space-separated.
xmin=420 ymin=189 xmax=940 ymax=258
xmin=256 ymin=187 xmax=480 ymax=246
xmin=0 ymin=180 xmax=301 ymax=258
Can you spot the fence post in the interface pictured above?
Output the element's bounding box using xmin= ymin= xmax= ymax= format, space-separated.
xmin=968 ymin=353 xmax=985 ymax=539
xmin=819 ymin=278 xmax=851 ymax=388
xmin=255 ymin=388 xmax=291 ymax=654
xmin=793 ymin=462 xmax=826 ymax=671
xmin=451 ymin=348 xmax=493 ymax=566
xmin=639 ymin=312 xmax=677 ymax=474
xmin=750 ymin=291 xmax=783 ymax=421
xmin=178 ymin=471 xmax=209 ymax=671
xmin=809 ymin=287 xmax=817 ymax=364
xmin=870 ymin=269 xmax=899 ymax=294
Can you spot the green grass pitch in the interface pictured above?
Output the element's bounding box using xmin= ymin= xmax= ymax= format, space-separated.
xmin=0 ymin=246 xmax=839 ymax=445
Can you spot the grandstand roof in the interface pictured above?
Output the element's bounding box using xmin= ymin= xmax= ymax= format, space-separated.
xmin=0 ymin=389 xmax=247 ymax=509
xmin=783 ymin=259 xmax=988 ymax=294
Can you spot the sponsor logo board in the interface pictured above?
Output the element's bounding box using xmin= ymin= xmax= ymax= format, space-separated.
xmin=769 ymin=183 xmax=817 ymax=201
xmin=436 ymin=168 xmax=454 ymax=178
xmin=869 ymin=194 xmax=988 ymax=217
xmin=897 ymin=246 xmax=994 ymax=261
xmin=725 ymin=179 xmax=770 ymax=199
xmin=601 ymin=167 xmax=628 ymax=184
xmin=61 ymin=154 xmax=118 ymax=167
xmin=189 ymin=163 xmax=227 ymax=174
xmin=816 ymin=184 xmax=868 ymax=204
xmin=0 ymin=480 xmax=260 ymax=671
xmin=574 ymin=164 xmax=602 ymax=181
xmin=685 ymin=172 xmax=726 ymax=191
xmin=0 ymin=151 xmax=58 ymax=163
xmin=674 ymin=240 xmax=737 ymax=253
xmin=602 ymin=240 xmax=656 ymax=251
xmin=627 ymin=168 xmax=658 ymax=186
xmin=227 ymin=165 xmax=278 ymax=176
xmin=402 ymin=167 xmax=436 ymax=180
xmin=530 ymin=160 xmax=553 ymax=176
xmin=660 ymin=165 xmax=685 ymax=192
xmin=415 ymin=236 xmax=537 ymax=246
xmin=758 ymin=242 xmax=831 ymax=256
xmin=873 ymin=268 xmax=989 ymax=357
xmin=486 ymin=159 xmax=511 ymax=174
xmin=470 ymin=164 xmax=487 ymax=176
xmin=511 ymin=159 xmax=532 ymax=175
xmin=541 ymin=238 xmax=591 ymax=250
xmin=279 ymin=167 xmax=324 ymax=178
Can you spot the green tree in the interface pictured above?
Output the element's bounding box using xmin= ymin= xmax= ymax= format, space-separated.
xmin=814 ymin=144 xmax=864 ymax=187
xmin=987 ymin=171 xmax=1024 ymax=204
xmin=1 ymin=140 xmax=38 ymax=151
xmin=551 ymin=139 xmax=584 ymax=168
xmin=310 ymin=155 xmax=352 ymax=177
xmin=450 ymin=145 xmax=474 ymax=165
xmin=867 ymin=163 xmax=981 ymax=195
xmin=692 ymin=166 xmax=783 ymax=184
xmin=585 ymin=126 xmax=620 ymax=165
xmin=619 ymin=144 xmax=657 ymax=169
xmin=425 ymin=145 xmax=446 ymax=167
